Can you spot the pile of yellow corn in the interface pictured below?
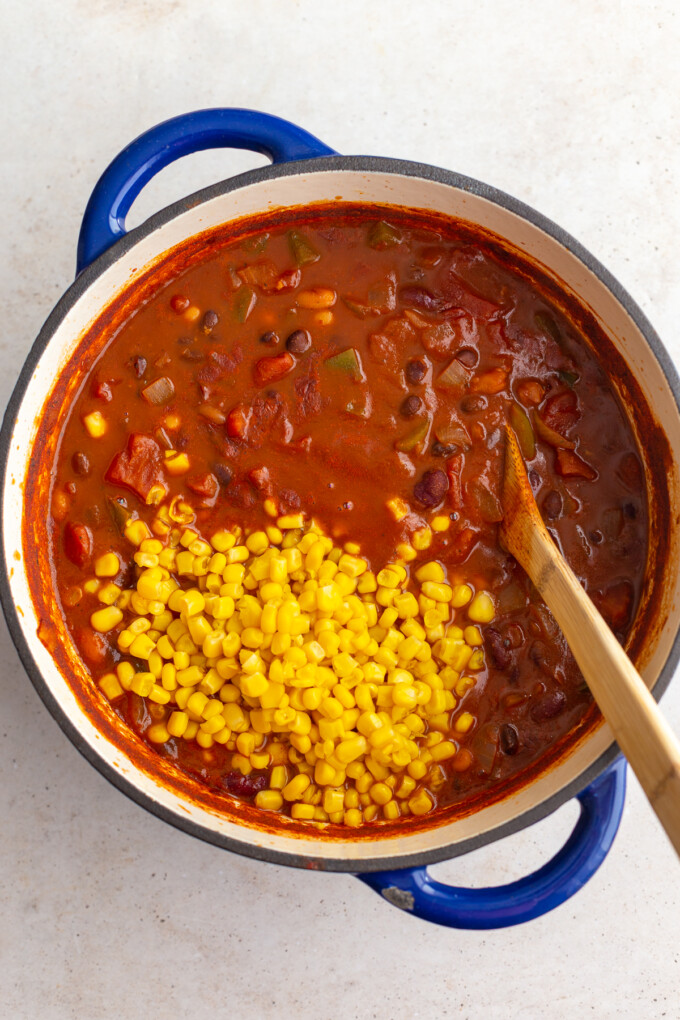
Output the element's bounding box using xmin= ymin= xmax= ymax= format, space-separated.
xmin=91 ymin=512 xmax=495 ymax=827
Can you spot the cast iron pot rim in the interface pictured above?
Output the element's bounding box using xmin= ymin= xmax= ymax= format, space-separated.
xmin=2 ymin=153 xmax=679 ymax=873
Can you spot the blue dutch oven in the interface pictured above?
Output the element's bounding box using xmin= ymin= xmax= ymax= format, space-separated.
xmin=3 ymin=109 xmax=680 ymax=930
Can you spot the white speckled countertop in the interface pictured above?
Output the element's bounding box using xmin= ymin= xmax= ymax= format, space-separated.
xmin=2 ymin=2 xmax=680 ymax=1017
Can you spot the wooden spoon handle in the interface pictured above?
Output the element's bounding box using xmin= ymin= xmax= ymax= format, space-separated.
xmin=528 ymin=523 xmax=680 ymax=855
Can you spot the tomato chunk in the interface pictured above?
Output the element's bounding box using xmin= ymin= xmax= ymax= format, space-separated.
xmin=105 ymin=433 xmax=164 ymax=502
xmin=253 ymin=352 xmax=296 ymax=387
xmin=64 ymin=522 xmax=92 ymax=568
xmin=446 ymin=455 xmax=464 ymax=510
xmin=226 ymin=405 xmax=251 ymax=439
xmin=555 ymin=448 xmax=597 ymax=480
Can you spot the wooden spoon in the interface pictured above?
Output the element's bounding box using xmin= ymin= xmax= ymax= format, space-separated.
xmin=501 ymin=425 xmax=680 ymax=856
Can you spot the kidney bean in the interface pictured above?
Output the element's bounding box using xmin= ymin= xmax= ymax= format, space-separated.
xmin=529 ymin=640 xmax=554 ymax=676
xmin=486 ymin=627 xmax=511 ymax=670
xmin=286 ymin=329 xmax=312 ymax=354
xmin=500 ymin=724 xmax=519 ymax=755
xmin=400 ymin=394 xmax=423 ymax=418
xmin=413 ymin=468 xmax=449 ymax=508
xmin=180 ymin=347 xmax=204 ymax=362
xmin=223 ymin=771 xmax=268 ymax=798
xmin=72 ymin=451 xmax=90 ymax=476
xmin=260 ymin=331 xmax=279 ymax=345
xmin=399 ymin=285 xmax=453 ymax=313
xmin=130 ymin=355 xmax=147 ymax=378
xmin=212 ymin=462 xmax=233 ymax=486
xmin=170 ymin=294 xmax=190 ymax=313
xmin=542 ymin=489 xmax=562 ymax=519
xmin=529 ymin=470 xmax=541 ymax=491
xmin=530 ymin=688 xmax=567 ymax=722
xmin=405 ymin=358 xmax=427 ymax=385
xmin=432 ymin=442 xmax=457 ymax=458
xmin=456 ymin=347 xmax=479 ymax=367
xmin=201 ymin=310 xmax=219 ymax=333
xmin=460 ymin=394 xmax=487 ymax=413
xmin=503 ymin=623 xmax=525 ymax=649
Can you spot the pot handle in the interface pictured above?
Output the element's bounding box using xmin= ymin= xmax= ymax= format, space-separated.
xmin=358 ymin=758 xmax=626 ymax=930
xmin=76 ymin=108 xmax=337 ymax=273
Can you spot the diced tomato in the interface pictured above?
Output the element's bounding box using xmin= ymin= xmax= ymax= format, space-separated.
xmin=449 ymin=525 xmax=480 ymax=563
xmin=555 ymin=448 xmax=597 ymax=480
xmin=273 ymin=268 xmax=302 ymax=292
xmin=253 ymin=352 xmax=295 ymax=387
xmin=516 ymin=379 xmax=545 ymax=406
xmin=247 ymin=466 xmax=272 ymax=494
xmin=93 ymin=381 xmax=113 ymax=402
xmin=446 ymin=454 xmax=464 ymax=510
xmin=617 ymin=452 xmax=643 ymax=490
xmin=541 ymin=390 xmax=580 ymax=433
xmin=469 ymin=367 xmax=508 ymax=395
xmin=186 ymin=473 xmax=219 ymax=502
xmin=287 ymin=435 xmax=312 ymax=453
xmin=367 ymin=333 xmax=400 ymax=373
xmin=594 ymin=580 xmax=633 ymax=631
xmin=105 ymin=433 xmax=164 ymax=502
xmin=75 ymin=627 xmax=109 ymax=666
xmin=238 ymin=260 xmax=301 ymax=293
xmin=226 ymin=405 xmax=251 ymax=439
xmin=64 ymin=522 xmax=92 ymax=568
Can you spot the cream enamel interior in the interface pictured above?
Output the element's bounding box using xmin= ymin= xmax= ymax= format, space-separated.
xmin=5 ymin=167 xmax=680 ymax=863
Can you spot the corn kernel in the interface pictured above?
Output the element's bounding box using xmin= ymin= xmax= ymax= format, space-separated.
xmin=99 ymin=674 xmax=124 ymax=700
xmin=431 ymin=515 xmax=450 ymax=532
xmin=467 ymin=591 xmax=495 ymax=623
xmin=454 ymin=711 xmax=475 ymax=734
xmin=82 ymin=410 xmax=107 ymax=437
xmin=147 ymin=723 xmax=170 ymax=744
xmin=90 ymin=606 xmax=123 ymax=632
xmin=282 ymin=773 xmax=311 ymax=801
xmin=255 ymin=790 xmax=283 ymax=811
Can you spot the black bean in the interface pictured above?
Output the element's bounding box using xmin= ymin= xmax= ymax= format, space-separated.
xmin=589 ymin=530 xmax=604 ymax=545
xmin=542 ymin=489 xmax=562 ymax=520
xmin=286 ymin=329 xmax=312 ymax=354
xmin=486 ymin=627 xmax=511 ymax=670
xmin=432 ymin=442 xmax=457 ymax=458
xmin=530 ymin=689 xmax=567 ymax=722
xmin=131 ymin=355 xmax=147 ymax=378
xmin=72 ymin=451 xmax=90 ymax=476
xmin=413 ymin=468 xmax=449 ymax=508
xmin=212 ymin=462 xmax=233 ymax=486
xmin=260 ymin=331 xmax=279 ymax=345
xmin=529 ymin=470 xmax=541 ymax=492
xmin=456 ymin=347 xmax=479 ymax=368
xmin=400 ymin=394 xmax=423 ymax=419
xmin=201 ymin=310 xmax=219 ymax=332
xmin=500 ymin=724 xmax=519 ymax=755
xmin=405 ymin=358 xmax=427 ymax=385
xmin=460 ymin=394 xmax=487 ymax=413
